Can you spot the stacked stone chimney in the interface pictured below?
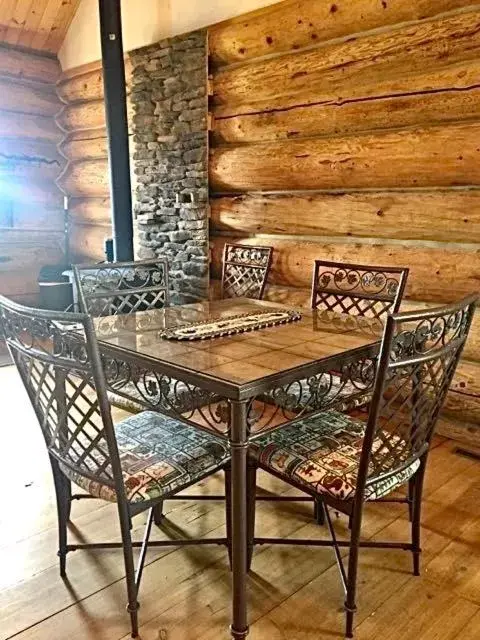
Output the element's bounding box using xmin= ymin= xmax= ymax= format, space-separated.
xmin=130 ymin=30 xmax=208 ymax=305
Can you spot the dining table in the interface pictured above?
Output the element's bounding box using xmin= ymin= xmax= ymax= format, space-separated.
xmin=92 ymin=297 xmax=383 ymax=639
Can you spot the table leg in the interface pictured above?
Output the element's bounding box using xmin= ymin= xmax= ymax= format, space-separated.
xmin=229 ymin=399 xmax=249 ymax=639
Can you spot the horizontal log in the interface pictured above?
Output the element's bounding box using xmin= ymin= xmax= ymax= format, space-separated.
xmin=0 ymin=139 xmax=63 ymax=181
xmin=210 ymin=191 xmax=480 ymax=244
xmin=210 ymin=236 xmax=480 ymax=304
xmin=57 ymin=159 xmax=109 ymax=197
xmin=0 ymin=78 xmax=60 ymax=117
xmin=0 ymin=110 xmax=62 ymax=144
xmin=0 ymin=45 xmax=60 ymax=84
xmin=442 ymin=360 xmax=480 ymax=423
xmin=2 ymin=176 xmax=65 ymax=206
xmin=68 ymin=197 xmax=111 ymax=227
xmin=0 ymin=229 xmax=65 ymax=296
xmin=436 ymin=418 xmax=480 ymax=447
xmin=59 ymin=130 xmax=108 ymax=162
xmin=57 ymin=58 xmax=132 ymax=104
xmin=56 ymin=99 xmax=133 ymax=133
xmin=213 ymin=85 xmax=480 ymax=144
xmin=56 ymin=99 xmax=106 ymax=132
xmin=213 ymin=11 xmax=480 ymax=114
xmin=1 ymin=204 xmax=65 ymax=231
xmin=209 ymin=0 xmax=476 ymax=65
xmin=68 ymin=222 xmax=112 ymax=263
xmin=210 ymin=122 xmax=480 ymax=191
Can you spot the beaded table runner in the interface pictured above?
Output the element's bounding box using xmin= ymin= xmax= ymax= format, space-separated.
xmin=160 ymin=309 xmax=302 ymax=341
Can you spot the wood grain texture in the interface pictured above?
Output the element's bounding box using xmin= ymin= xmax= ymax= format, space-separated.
xmin=57 ymin=159 xmax=109 ymax=197
xmin=213 ymin=85 xmax=480 ymax=144
xmin=58 ymin=130 xmax=108 ymax=162
xmin=56 ymin=99 xmax=107 ymax=132
xmin=0 ymin=0 xmax=81 ymax=54
xmin=0 ymin=110 xmax=62 ymax=143
xmin=0 ymin=44 xmax=59 ymax=83
xmin=0 ymin=229 xmax=64 ymax=296
xmin=212 ymin=11 xmax=480 ymax=114
xmin=69 ymin=222 xmax=112 ymax=263
xmin=0 ymin=78 xmax=60 ymax=116
xmin=210 ymin=122 xmax=480 ymax=191
xmin=68 ymin=197 xmax=111 ymax=227
xmin=210 ymin=236 xmax=480 ymax=303
xmin=211 ymin=191 xmax=480 ymax=244
xmin=57 ymin=59 xmax=132 ymax=105
xmin=209 ymin=0 xmax=477 ymax=65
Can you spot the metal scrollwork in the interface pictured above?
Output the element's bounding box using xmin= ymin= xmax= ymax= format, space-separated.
xmin=222 ymin=243 xmax=273 ymax=300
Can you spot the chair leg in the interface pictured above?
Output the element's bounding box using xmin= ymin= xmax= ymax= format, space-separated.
xmin=152 ymin=501 xmax=164 ymax=525
xmin=408 ymin=477 xmax=415 ymax=523
xmin=314 ymin=498 xmax=325 ymax=525
xmin=345 ymin=502 xmax=364 ymax=639
xmin=50 ymin=458 xmax=70 ymax=578
xmin=411 ymin=468 xmax=425 ymax=577
xmin=224 ymin=464 xmax=233 ymax=570
xmin=246 ymin=458 xmax=257 ymax=572
xmin=118 ymin=502 xmax=140 ymax=638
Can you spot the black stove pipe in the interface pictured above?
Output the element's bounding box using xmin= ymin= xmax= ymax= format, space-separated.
xmin=98 ymin=0 xmax=134 ymax=262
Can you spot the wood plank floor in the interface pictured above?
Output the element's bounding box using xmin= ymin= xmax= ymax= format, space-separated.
xmin=1 ymin=365 xmax=479 ymax=640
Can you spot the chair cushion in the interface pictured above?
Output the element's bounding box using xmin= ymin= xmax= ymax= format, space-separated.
xmin=60 ymin=411 xmax=230 ymax=504
xmin=250 ymin=411 xmax=419 ymax=501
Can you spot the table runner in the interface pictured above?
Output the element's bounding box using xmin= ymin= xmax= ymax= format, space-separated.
xmin=160 ymin=309 xmax=301 ymax=341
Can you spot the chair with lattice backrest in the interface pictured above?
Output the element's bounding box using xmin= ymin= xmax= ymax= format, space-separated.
xmin=311 ymin=260 xmax=408 ymax=320
xmin=249 ymin=293 xmax=478 ymax=637
xmin=73 ymin=259 xmax=170 ymax=415
xmin=0 ymin=295 xmax=230 ymax=638
xmin=221 ymin=243 xmax=273 ymax=300
xmin=73 ymin=258 xmax=169 ymax=317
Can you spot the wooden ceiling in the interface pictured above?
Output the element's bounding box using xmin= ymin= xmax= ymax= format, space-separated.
xmin=0 ymin=0 xmax=81 ymax=54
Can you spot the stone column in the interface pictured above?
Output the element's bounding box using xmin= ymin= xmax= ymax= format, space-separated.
xmin=130 ymin=30 xmax=209 ymax=304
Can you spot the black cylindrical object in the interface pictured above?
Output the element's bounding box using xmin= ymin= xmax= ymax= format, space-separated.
xmin=98 ymin=0 xmax=134 ymax=262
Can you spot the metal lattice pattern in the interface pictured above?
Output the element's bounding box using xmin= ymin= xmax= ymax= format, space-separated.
xmin=365 ymin=295 xmax=478 ymax=487
xmin=221 ymin=244 xmax=273 ymax=300
xmin=73 ymin=259 xmax=169 ymax=317
xmin=312 ymin=260 xmax=409 ymax=322
xmin=0 ymin=297 xmax=118 ymax=488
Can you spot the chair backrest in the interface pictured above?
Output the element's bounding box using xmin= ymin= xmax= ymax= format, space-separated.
xmin=358 ymin=294 xmax=478 ymax=496
xmin=0 ymin=296 xmax=125 ymax=498
xmin=73 ymin=259 xmax=169 ymax=316
xmin=311 ymin=260 xmax=409 ymax=321
xmin=221 ymin=243 xmax=273 ymax=300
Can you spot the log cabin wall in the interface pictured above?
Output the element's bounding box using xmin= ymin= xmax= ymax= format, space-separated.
xmin=0 ymin=44 xmax=65 ymax=305
xmin=208 ymin=0 xmax=480 ymax=445
xmin=56 ymin=59 xmax=132 ymax=263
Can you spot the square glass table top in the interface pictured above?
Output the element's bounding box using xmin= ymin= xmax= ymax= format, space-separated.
xmin=94 ymin=298 xmax=382 ymax=387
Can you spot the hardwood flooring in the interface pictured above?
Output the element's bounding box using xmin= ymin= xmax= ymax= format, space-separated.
xmin=1 ymin=365 xmax=479 ymax=640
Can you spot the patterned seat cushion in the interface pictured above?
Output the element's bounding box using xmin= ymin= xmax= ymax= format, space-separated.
xmin=250 ymin=411 xmax=419 ymax=501
xmin=60 ymin=412 xmax=230 ymax=504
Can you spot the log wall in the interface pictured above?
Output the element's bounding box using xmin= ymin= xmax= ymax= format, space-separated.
xmin=208 ymin=0 xmax=480 ymax=444
xmin=55 ymin=59 xmax=132 ymax=263
xmin=0 ymin=44 xmax=65 ymax=304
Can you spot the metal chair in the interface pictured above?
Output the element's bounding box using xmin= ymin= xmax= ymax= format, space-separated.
xmin=73 ymin=259 xmax=170 ymax=414
xmin=248 ymin=293 xmax=478 ymax=637
xmin=0 ymin=296 xmax=230 ymax=638
xmin=311 ymin=260 xmax=408 ymax=320
xmin=221 ymin=243 xmax=273 ymax=300
xmin=73 ymin=258 xmax=169 ymax=317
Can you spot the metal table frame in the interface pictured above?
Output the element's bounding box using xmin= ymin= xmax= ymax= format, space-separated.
xmin=96 ymin=306 xmax=380 ymax=639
